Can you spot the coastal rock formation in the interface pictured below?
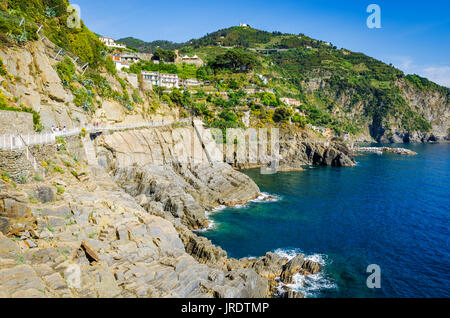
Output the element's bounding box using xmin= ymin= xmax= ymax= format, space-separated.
xmin=112 ymin=162 xmax=259 ymax=230
xmin=250 ymin=252 xmax=289 ymax=279
xmin=278 ymin=128 xmax=356 ymax=169
xmin=95 ymin=126 xmax=320 ymax=297
xmin=356 ymin=147 xmax=418 ymax=156
xmin=98 ymin=127 xmax=260 ymax=229
xmin=0 ymin=157 xmax=269 ymax=298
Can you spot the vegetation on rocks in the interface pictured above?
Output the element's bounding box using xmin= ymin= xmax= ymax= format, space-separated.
xmin=1 ymin=0 xmax=110 ymax=69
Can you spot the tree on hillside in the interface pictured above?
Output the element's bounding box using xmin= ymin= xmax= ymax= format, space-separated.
xmin=209 ymin=49 xmax=259 ymax=72
xmin=273 ymin=106 xmax=293 ymax=122
xmin=153 ymin=48 xmax=176 ymax=62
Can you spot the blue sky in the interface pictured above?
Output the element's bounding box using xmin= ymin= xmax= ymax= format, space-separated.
xmin=75 ymin=0 xmax=450 ymax=87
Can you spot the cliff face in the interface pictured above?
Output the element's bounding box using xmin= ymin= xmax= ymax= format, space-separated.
xmin=392 ymin=79 xmax=450 ymax=142
xmin=278 ymin=128 xmax=356 ymax=169
xmin=302 ymin=77 xmax=450 ymax=143
xmin=97 ymin=127 xmax=261 ymax=229
xmin=0 ymin=40 xmax=178 ymax=135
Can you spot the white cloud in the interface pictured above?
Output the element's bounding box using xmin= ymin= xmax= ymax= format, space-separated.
xmin=387 ymin=56 xmax=450 ymax=88
xmin=421 ymin=66 xmax=450 ymax=88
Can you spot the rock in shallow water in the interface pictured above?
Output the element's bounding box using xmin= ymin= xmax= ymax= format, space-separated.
xmin=279 ymin=254 xmax=321 ymax=284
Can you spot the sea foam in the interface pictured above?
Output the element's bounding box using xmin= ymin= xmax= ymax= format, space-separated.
xmin=273 ymin=248 xmax=337 ymax=298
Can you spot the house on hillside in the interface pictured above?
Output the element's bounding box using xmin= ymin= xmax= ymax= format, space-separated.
xmin=109 ymin=54 xmax=129 ymax=71
xmin=174 ymin=50 xmax=204 ymax=67
xmin=108 ymin=53 xmax=140 ymax=71
xmin=309 ymin=125 xmax=332 ymax=138
xmin=159 ymin=73 xmax=179 ymax=88
xmin=141 ymin=71 xmax=179 ymax=88
xmin=141 ymin=71 xmax=158 ymax=84
xmin=180 ymin=55 xmax=204 ymax=67
xmin=115 ymin=61 xmax=129 ymax=71
xmin=280 ymin=98 xmax=302 ymax=107
xmin=120 ymin=54 xmax=141 ymax=64
xmin=99 ymin=36 xmax=126 ymax=49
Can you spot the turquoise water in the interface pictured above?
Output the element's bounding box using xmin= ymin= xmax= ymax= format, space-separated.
xmin=200 ymin=143 xmax=450 ymax=298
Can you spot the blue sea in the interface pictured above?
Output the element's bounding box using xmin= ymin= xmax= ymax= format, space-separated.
xmin=200 ymin=143 xmax=450 ymax=297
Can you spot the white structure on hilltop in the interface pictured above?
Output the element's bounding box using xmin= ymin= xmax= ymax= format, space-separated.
xmin=99 ymin=36 xmax=126 ymax=49
xmin=240 ymin=23 xmax=249 ymax=27
xmin=179 ymin=55 xmax=204 ymax=67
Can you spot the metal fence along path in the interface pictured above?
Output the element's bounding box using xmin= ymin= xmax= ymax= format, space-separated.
xmin=0 ymin=119 xmax=192 ymax=151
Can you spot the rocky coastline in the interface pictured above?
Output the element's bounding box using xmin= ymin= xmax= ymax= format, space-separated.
xmin=355 ymin=146 xmax=418 ymax=156
xmin=0 ymin=36 xmax=433 ymax=299
xmin=0 ymin=40 xmax=339 ymax=298
xmin=0 ymin=124 xmax=333 ymax=298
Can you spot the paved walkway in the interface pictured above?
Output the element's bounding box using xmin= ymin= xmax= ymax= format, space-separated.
xmin=0 ymin=119 xmax=192 ymax=151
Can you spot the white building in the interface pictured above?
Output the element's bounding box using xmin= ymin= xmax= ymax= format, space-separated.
xmin=99 ymin=36 xmax=126 ymax=49
xmin=159 ymin=73 xmax=179 ymax=88
xmin=115 ymin=61 xmax=129 ymax=71
xmin=120 ymin=54 xmax=141 ymax=64
xmin=280 ymin=97 xmax=302 ymax=107
xmin=141 ymin=71 xmax=179 ymax=88
xmin=180 ymin=78 xmax=203 ymax=87
xmin=179 ymin=55 xmax=204 ymax=67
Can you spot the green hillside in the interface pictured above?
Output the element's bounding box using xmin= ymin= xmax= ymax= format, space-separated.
xmin=176 ymin=26 xmax=449 ymax=139
xmin=117 ymin=37 xmax=183 ymax=53
xmin=1 ymin=2 xmax=448 ymax=141
xmin=0 ymin=0 xmax=107 ymax=67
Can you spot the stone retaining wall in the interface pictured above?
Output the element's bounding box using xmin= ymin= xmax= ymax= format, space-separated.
xmin=0 ymin=150 xmax=32 ymax=181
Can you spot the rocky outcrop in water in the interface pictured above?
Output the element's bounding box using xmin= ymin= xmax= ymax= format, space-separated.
xmin=278 ymin=128 xmax=356 ymax=169
xmin=356 ymin=147 xmax=418 ymax=156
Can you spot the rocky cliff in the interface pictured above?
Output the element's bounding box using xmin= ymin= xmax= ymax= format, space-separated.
xmin=0 ymin=122 xmax=322 ymax=298
xmin=0 ymin=40 xmax=178 ymax=135
xmin=303 ymin=77 xmax=450 ymax=143
xmin=278 ymin=128 xmax=356 ymax=169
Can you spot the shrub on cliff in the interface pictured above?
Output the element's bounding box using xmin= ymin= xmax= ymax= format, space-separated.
xmin=55 ymin=57 xmax=76 ymax=84
xmin=2 ymin=0 xmax=109 ymax=70
xmin=273 ymin=106 xmax=293 ymax=122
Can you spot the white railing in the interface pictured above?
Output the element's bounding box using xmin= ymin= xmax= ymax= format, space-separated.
xmin=0 ymin=119 xmax=193 ymax=151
